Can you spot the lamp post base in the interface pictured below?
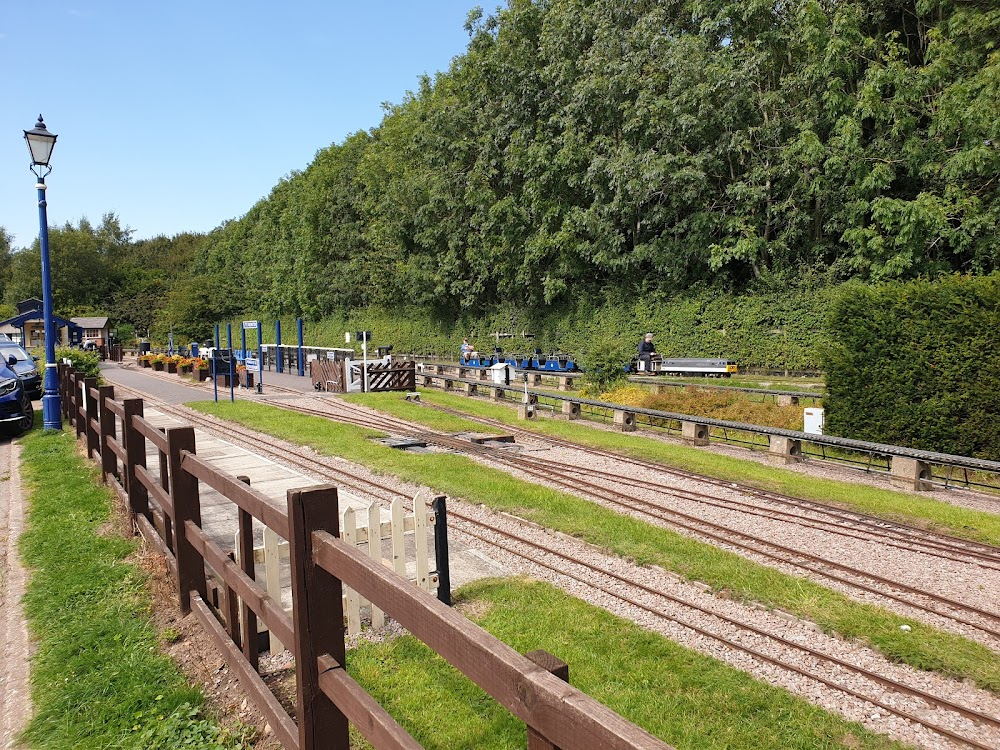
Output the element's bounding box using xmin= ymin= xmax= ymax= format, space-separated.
xmin=42 ymin=392 xmax=62 ymax=431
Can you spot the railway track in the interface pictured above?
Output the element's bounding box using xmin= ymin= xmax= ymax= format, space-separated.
xmin=257 ymin=397 xmax=1000 ymax=646
xmin=106 ymin=383 xmax=1000 ymax=749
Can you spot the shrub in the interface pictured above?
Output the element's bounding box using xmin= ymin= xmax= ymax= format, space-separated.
xmin=824 ymin=274 xmax=1000 ymax=459
xmin=54 ymin=347 xmax=102 ymax=380
xmin=580 ymin=338 xmax=631 ymax=392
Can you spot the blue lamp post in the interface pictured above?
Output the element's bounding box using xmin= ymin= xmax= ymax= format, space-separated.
xmin=24 ymin=115 xmax=61 ymax=430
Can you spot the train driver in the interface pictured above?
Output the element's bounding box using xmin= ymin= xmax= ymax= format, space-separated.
xmin=461 ymin=338 xmax=474 ymax=362
xmin=638 ymin=332 xmax=656 ymax=372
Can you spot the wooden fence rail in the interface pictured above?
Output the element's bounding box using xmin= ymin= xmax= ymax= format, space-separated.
xmin=59 ymin=364 xmax=673 ymax=750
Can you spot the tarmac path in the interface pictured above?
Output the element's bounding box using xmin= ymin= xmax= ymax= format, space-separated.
xmin=0 ymin=438 xmax=31 ymax=748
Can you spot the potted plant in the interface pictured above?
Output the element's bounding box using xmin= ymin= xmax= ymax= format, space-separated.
xmin=139 ymin=354 xmax=152 ymax=368
xmin=177 ymin=357 xmax=194 ymax=375
xmin=196 ymin=358 xmax=211 ymax=381
xmin=166 ymin=355 xmax=180 ymax=374
xmin=151 ymin=354 xmax=166 ymax=371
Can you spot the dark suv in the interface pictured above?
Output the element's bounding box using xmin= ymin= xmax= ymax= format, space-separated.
xmin=0 ymin=359 xmax=34 ymax=436
xmin=0 ymin=341 xmax=42 ymax=400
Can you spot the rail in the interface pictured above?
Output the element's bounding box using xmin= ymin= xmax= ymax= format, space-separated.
xmin=57 ymin=363 xmax=672 ymax=750
xmin=413 ymin=368 xmax=1000 ymax=491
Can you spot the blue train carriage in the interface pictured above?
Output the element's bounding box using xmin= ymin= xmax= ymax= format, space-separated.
xmin=659 ymin=358 xmax=738 ymax=377
xmin=538 ymin=353 xmax=578 ymax=372
xmin=523 ymin=348 xmax=579 ymax=372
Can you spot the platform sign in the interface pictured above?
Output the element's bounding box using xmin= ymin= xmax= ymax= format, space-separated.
xmin=245 ymin=357 xmax=260 ymax=373
xmin=242 ymin=320 xmax=258 ymax=330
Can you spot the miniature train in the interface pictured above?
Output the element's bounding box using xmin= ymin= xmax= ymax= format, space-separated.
xmin=460 ymin=348 xmax=580 ymax=373
xmin=629 ymin=356 xmax=738 ymax=377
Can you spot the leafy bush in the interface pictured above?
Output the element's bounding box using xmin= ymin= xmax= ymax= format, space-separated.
xmin=824 ymin=274 xmax=1000 ymax=459
xmin=54 ymin=346 xmax=102 ymax=380
xmin=580 ymin=338 xmax=631 ymax=392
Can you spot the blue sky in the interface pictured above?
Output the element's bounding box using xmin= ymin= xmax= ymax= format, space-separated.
xmin=1 ymin=1 xmax=485 ymax=249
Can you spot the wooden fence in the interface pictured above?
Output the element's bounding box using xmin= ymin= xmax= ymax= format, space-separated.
xmin=58 ymin=363 xmax=672 ymax=750
xmin=311 ymin=359 xmax=417 ymax=393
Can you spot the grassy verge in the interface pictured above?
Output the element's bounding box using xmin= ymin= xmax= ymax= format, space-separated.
xmin=191 ymin=400 xmax=1000 ymax=693
xmin=17 ymin=429 xmax=247 ymax=749
xmin=354 ymin=389 xmax=1000 ymax=547
xmin=349 ymin=577 xmax=906 ymax=750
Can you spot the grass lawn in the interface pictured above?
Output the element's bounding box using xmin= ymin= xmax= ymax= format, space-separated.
xmin=349 ymin=577 xmax=907 ymax=750
xmin=16 ymin=428 xmax=248 ymax=749
xmin=192 ymin=399 xmax=1000 ymax=694
xmin=355 ymin=389 xmax=1000 ymax=547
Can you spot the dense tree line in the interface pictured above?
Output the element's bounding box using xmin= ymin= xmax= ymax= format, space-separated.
xmin=176 ymin=0 xmax=999 ymax=332
xmin=1 ymin=217 xmax=200 ymax=343
xmin=5 ymin=0 xmax=998 ymax=347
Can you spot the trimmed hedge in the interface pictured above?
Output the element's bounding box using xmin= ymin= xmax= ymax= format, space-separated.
xmin=223 ymin=283 xmax=837 ymax=372
xmin=824 ymin=275 xmax=1000 ymax=460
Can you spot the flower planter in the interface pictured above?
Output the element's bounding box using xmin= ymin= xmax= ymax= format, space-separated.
xmin=239 ymin=372 xmax=254 ymax=388
xmin=197 ymin=368 xmax=211 ymax=381
xmin=140 ymin=359 xmax=151 ymax=368
xmin=152 ymin=362 xmax=164 ymax=371
xmin=179 ymin=365 xmax=192 ymax=375
xmin=167 ymin=362 xmax=178 ymax=374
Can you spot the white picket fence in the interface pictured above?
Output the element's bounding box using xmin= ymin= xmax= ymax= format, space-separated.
xmin=235 ymin=493 xmax=438 ymax=650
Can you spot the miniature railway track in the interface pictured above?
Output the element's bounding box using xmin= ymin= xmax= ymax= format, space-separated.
xmin=108 ymin=383 xmax=1000 ymax=749
xmin=420 ymin=402 xmax=1000 ymax=564
xmin=260 ymin=397 xmax=1000 ymax=646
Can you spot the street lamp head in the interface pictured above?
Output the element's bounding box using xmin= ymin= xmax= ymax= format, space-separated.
xmin=24 ymin=114 xmax=57 ymax=177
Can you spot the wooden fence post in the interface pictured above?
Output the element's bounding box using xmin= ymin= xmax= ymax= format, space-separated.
xmin=158 ymin=427 xmax=173 ymax=554
xmin=84 ymin=377 xmax=99 ymax=457
xmin=167 ymin=426 xmax=205 ymax=615
xmin=74 ymin=375 xmax=88 ymax=439
xmin=525 ymin=650 xmax=569 ymax=750
xmin=236 ymin=475 xmax=259 ymax=672
xmin=58 ymin=364 xmax=68 ymax=419
xmin=66 ymin=371 xmax=76 ymax=429
xmin=123 ymin=399 xmax=149 ymax=519
xmin=287 ymin=484 xmax=350 ymax=750
xmin=98 ymin=385 xmax=117 ymax=482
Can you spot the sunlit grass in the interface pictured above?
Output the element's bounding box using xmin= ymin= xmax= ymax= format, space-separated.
xmin=348 ymin=578 xmax=906 ymax=750
xmin=17 ymin=429 xmax=248 ymax=749
xmin=192 ymin=399 xmax=1000 ymax=693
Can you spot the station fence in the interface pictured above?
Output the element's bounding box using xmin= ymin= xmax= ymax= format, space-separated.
xmin=57 ymin=363 xmax=671 ymax=750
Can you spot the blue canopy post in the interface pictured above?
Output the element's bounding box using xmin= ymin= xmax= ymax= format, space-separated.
xmin=213 ymin=324 xmax=220 ymax=403
xmin=297 ymin=318 xmax=304 ymax=377
xmin=227 ymin=323 xmax=235 ymax=403
xmin=275 ymin=320 xmax=282 ymax=373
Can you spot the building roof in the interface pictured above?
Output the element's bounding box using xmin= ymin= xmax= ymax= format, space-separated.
xmin=71 ymin=317 xmax=109 ymax=329
xmin=0 ymin=310 xmax=83 ymax=331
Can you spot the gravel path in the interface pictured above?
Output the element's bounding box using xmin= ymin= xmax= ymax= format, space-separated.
xmin=0 ymin=439 xmax=32 ymax=748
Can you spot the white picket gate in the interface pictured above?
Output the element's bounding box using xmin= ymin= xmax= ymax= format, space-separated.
xmin=235 ymin=493 xmax=438 ymax=650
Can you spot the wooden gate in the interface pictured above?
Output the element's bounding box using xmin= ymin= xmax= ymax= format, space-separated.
xmin=310 ymin=359 xmax=346 ymax=392
xmin=366 ymin=360 xmax=416 ymax=391
xmin=235 ymin=493 xmax=437 ymax=648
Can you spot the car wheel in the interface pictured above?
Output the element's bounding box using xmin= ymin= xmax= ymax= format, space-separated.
xmin=16 ymin=393 xmax=35 ymax=434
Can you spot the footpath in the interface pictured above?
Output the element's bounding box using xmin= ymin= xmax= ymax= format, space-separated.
xmin=0 ymin=439 xmax=30 ymax=748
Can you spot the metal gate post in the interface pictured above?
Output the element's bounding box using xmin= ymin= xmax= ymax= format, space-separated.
xmin=432 ymin=495 xmax=451 ymax=606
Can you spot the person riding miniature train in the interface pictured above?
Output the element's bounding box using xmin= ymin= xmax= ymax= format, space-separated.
xmin=637 ymin=332 xmax=657 ymax=372
xmin=460 ymin=338 xmax=477 ymax=362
